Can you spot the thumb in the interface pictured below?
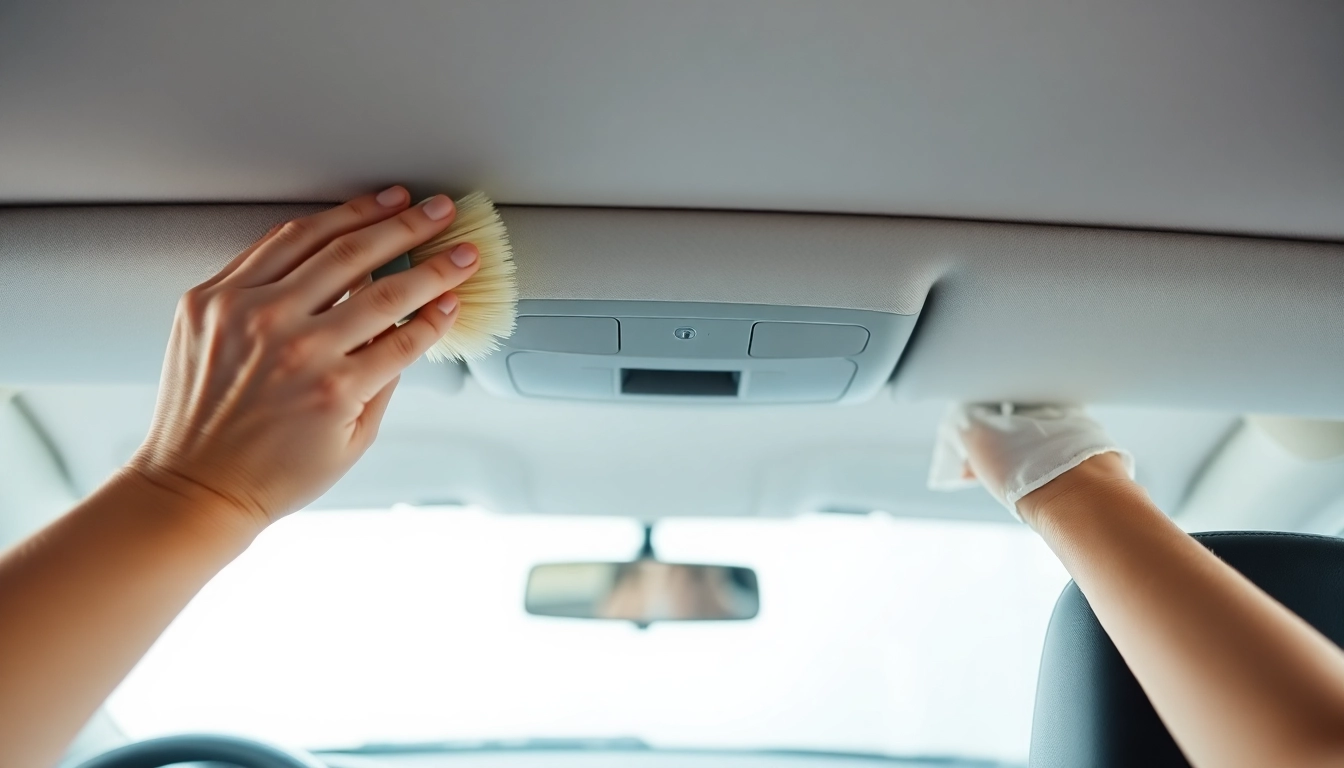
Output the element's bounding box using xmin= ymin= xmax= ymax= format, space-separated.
xmin=928 ymin=404 xmax=980 ymax=492
xmin=355 ymin=375 xmax=400 ymax=446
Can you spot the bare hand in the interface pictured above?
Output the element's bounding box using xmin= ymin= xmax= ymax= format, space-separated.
xmin=127 ymin=187 xmax=480 ymax=533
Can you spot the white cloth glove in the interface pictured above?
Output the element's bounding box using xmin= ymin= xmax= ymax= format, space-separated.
xmin=928 ymin=403 xmax=1135 ymax=520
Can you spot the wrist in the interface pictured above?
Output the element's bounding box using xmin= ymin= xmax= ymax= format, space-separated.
xmin=1017 ymin=452 xmax=1140 ymax=530
xmin=107 ymin=465 xmax=268 ymax=552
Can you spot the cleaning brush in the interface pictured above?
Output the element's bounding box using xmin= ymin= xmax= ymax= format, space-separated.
xmin=378 ymin=192 xmax=518 ymax=362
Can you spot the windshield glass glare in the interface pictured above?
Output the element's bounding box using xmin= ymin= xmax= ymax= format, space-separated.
xmin=109 ymin=508 xmax=1068 ymax=764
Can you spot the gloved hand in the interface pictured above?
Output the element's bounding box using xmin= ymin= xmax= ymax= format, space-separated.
xmin=928 ymin=403 xmax=1135 ymax=520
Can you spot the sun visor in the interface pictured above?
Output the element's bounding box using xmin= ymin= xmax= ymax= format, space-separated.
xmin=4 ymin=204 xmax=1344 ymax=419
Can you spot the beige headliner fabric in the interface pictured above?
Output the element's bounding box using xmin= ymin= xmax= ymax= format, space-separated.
xmin=2 ymin=205 xmax=1342 ymax=418
xmin=2 ymin=1 xmax=1343 ymax=239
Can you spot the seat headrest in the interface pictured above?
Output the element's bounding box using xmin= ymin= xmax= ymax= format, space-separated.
xmin=1029 ymin=531 xmax=1344 ymax=768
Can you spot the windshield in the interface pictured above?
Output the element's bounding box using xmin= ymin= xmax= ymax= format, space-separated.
xmin=108 ymin=509 xmax=1068 ymax=764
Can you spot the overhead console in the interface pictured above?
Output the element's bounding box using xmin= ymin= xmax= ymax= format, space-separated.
xmin=469 ymin=300 xmax=919 ymax=404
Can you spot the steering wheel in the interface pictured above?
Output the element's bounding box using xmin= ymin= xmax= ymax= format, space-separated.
xmin=74 ymin=734 xmax=326 ymax=768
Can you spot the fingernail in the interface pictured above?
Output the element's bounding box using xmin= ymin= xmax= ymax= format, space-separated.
xmin=436 ymin=294 xmax=459 ymax=316
xmin=376 ymin=186 xmax=406 ymax=207
xmin=422 ymin=195 xmax=454 ymax=221
xmin=449 ymin=244 xmax=478 ymax=268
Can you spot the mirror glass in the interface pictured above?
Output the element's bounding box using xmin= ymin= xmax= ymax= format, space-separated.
xmin=525 ymin=560 xmax=759 ymax=623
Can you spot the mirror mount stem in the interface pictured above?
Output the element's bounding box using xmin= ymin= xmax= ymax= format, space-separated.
xmin=638 ymin=523 xmax=655 ymax=560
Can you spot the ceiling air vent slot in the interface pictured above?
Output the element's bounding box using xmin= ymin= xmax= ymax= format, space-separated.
xmin=621 ymin=369 xmax=740 ymax=397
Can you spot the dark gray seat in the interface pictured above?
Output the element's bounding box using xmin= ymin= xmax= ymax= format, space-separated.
xmin=1029 ymin=531 xmax=1344 ymax=767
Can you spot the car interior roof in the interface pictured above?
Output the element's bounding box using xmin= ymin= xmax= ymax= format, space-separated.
xmin=3 ymin=1 xmax=1343 ymax=239
xmin=1 ymin=0 xmax=1342 ymax=533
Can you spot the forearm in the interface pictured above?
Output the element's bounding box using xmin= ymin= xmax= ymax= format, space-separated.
xmin=0 ymin=190 xmax=472 ymax=768
xmin=1023 ymin=456 xmax=1344 ymax=768
xmin=0 ymin=471 xmax=259 ymax=768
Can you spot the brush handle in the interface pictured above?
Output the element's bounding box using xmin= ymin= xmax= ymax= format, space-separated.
xmin=370 ymin=251 xmax=411 ymax=280
xmin=369 ymin=252 xmax=414 ymax=322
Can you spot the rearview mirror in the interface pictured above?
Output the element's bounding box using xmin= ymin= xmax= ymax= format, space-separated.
xmin=525 ymin=560 xmax=759 ymax=624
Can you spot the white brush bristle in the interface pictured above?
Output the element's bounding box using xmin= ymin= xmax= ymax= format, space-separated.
xmin=408 ymin=192 xmax=518 ymax=362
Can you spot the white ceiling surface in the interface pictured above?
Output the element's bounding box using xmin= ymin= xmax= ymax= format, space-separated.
xmin=2 ymin=1 xmax=1344 ymax=240
xmin=16 ymin=382 xmax=1236 ymax=522
xmin=1 ymin=0 xmax=1340 ymax=526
